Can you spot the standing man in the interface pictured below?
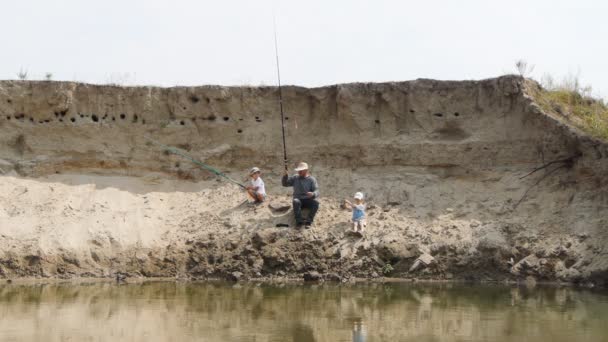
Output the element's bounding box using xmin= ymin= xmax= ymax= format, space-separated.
xmin=282 ymin=162 xmax=319 ymax=228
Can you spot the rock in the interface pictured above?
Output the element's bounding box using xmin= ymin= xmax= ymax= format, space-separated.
xmin=227 ymin=271 xmax=243 ymax=282
xmin=303 ymin=271 xmax=321 ymax=282
xmin=252 ymin=230 xmax=277 ymax=249
xmin=269 ymin=202 xmax=291 ymax=212
xmin=325 ymin=273 xmax=341 ymax=282
xmin=475 ymin=228 xmax=510 ymax=256
xmin=409 ymin=253 xmax=435 ymax=273
xmin=376 ymin=242 xmax=419 ymax=262
xmin=510 ymin=254 xmax=555 ymax=277
xmin=115 ymin=272 xmax=127 ymax=282
xmin=418 ymin=253 xmax=435 ymax=265
xmin=409 ymin=260 xmax=422 ymax=272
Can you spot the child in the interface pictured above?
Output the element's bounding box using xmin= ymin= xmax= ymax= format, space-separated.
xmin=246 ymin=167 xmax=266 ymax=203
xmin=345 ymin=192 xmax=366 ymax=232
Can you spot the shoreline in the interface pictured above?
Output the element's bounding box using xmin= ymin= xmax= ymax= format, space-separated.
xmin=1 ymin=275 xmax=600 ymax=290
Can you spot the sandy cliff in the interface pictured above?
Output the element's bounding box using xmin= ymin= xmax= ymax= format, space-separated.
xmin=0 ymin=76 xmax=606 ymax=284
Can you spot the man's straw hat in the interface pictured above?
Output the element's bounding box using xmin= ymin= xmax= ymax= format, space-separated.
xmin=294 ymin=162 xmax=309 ymax=171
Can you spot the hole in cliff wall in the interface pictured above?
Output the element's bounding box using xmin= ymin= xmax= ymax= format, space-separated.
xmin=409 ymin=109 xmax=415 ymax=113
xmin=189 ymin=95 xmax=200 ymax=103
xmin=454 ymin=112 xmax=460 ymax=117
xmin=132 ymin=115 xmax=138 ymax=123
xmin=60 ymin=109 xmax=68 ymax=117
xmin=223 ymin=117 xmax=229 ymax=121
xmin=80 ymin=114 xmax=84 ymax=118
xmin=207 ymin=115 xmax=217 ymax=121
xmin=44 ymin=119 xmax=50 ymax=123
xmin=70 ymin=118 xmax=76 ymax=123
xmin=29 ymin=118 xmax=34 ymax=123
xmin=59 ymin=118 xmax=63 ymax=122
xmin=285 ymin=117 xmax=289 ymax=120
xmin=237 ymin=129 xmax=243 ymax=133
xmin=175 ymin=162 xmax=180 ymax=168
xmin=205 ymin=97 xmax=210 ymax=104
xmin=6 ymin=99 xmax=12 ymax=104
xmin=375 ymin=119 xmax=380 ymax=124
xmin=180 ymin=120 xmax=185 ymax=126
xmin=142 ymin=119 xmax=146 ymax=124
xmin=433 ymin=113 xmax=444 ymax=117
xmin=92 ymin=115 xmax=99 ymax=122
xmin=6 ymin=116 xmax=10 ymax=120
xmin=120 ymin=114 xmax=126 ymax=119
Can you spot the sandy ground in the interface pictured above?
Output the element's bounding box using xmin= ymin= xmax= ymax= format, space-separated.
xmin=1 ymin=164 xmax=605 ymax=285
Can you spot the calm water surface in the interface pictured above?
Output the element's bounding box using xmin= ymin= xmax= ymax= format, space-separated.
xmin=0 ymin=281 xmax=607 ymax=342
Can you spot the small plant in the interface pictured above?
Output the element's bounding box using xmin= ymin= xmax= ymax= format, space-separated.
xmin=17 ymin=68 xmax=28 ymax=80
xmin=515 ymin=59 xmax=534 ymax=78
xmin=382 ymin=263 xmax=394 ymax=275
xmin=45 ymin=72 xmax=53 ymax=81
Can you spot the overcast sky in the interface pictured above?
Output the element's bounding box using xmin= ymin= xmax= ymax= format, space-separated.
xmin=1 ymin=0 xmax=606 ymax=99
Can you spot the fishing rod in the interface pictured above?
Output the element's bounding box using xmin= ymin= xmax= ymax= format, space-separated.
xmin=273 ymin=14 xmax=288 ymax=171
xmin=144 ymin=136 xmax=246 ymax=189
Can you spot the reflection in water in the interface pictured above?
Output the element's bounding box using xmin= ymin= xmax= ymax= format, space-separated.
xmin=0 ymin=282 xmax=606 ymax=341
xmin=351 ymin=319 xmax=366 ymax=342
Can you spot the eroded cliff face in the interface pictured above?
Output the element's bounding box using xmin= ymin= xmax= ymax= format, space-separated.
xmin=0 ymin=75 xmax=592 ymax=174
xmin=0 ymin=76 xmax=607 ymax=285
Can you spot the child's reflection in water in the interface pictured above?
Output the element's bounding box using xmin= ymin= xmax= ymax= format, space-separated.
xmin=352 ymin=319 xmax=367 ymax=342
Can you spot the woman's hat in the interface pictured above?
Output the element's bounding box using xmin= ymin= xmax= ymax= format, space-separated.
xmin=354 ymin=192 xmax=364 ymax=200
xmin=249 ymin=167 xmax=261 ymax=174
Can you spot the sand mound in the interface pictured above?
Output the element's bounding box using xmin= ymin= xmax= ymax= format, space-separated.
xmin=0 ymin=76 xmax=607 ymax=284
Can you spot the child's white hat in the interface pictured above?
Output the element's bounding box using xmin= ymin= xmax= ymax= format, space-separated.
xmin=249 ymin=167 xmax=261 ymax=174
xmin=354 ymin=192 xmax=364 ymax=200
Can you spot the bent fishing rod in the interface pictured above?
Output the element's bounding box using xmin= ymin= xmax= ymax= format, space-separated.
xmin=144 ymin=136 xmax=246 ymax=189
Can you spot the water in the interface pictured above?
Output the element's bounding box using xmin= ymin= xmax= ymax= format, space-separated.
xmin=0 ymin=281 xmax=607 ymax=342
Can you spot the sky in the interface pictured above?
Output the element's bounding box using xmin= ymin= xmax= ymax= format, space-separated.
xmin=1 ymin=0 xmax=606 ymax=99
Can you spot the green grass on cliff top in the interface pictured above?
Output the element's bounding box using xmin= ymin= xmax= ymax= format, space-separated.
xmin=529 ymin=79 xmax=608 ymax=141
